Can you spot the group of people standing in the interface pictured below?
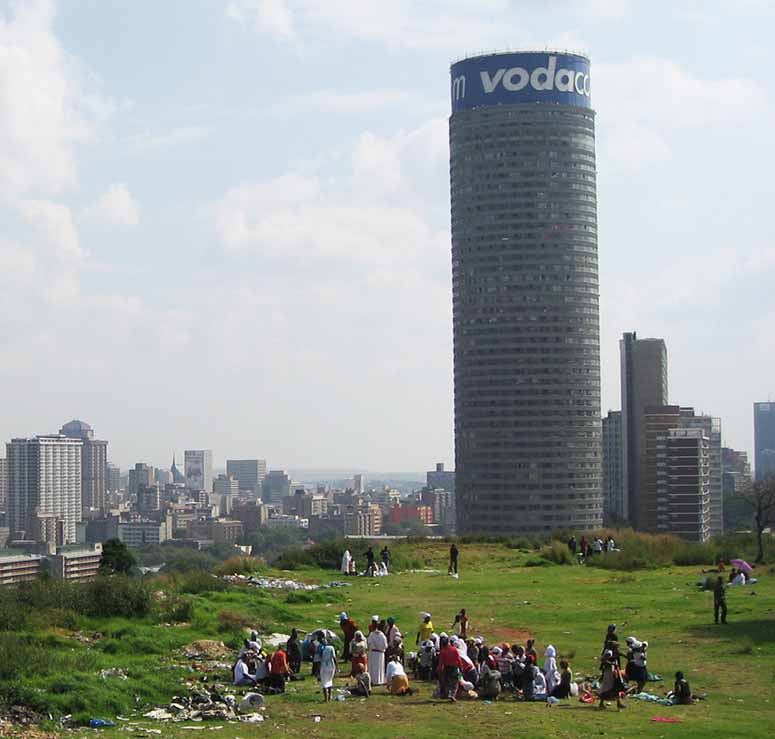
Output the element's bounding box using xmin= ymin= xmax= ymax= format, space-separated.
xmin=341 ymin=546 xmax=392 ymax=577
xmin=568 ymin=534 xmax=617 ymax=561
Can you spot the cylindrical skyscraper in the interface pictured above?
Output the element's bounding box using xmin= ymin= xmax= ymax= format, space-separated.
xmin=450 ymin=52 xmax=602 ymax=535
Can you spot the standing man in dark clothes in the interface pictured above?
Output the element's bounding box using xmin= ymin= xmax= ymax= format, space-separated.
xmin=568 ymin=536 xmax=577 ymax=556
xmin=714 ymin=576 xmax=728 ymax=624
xmin=381 ymin=546 xmax=391 ymax=571
xmin=365 ymin=546 xmax=376 ymax=576
xmin=448 ymin=543 xmax=459 ymax=575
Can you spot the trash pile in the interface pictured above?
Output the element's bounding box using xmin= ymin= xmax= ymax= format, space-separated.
xmin=142 ymin=686 xmax=265 ymax=724
xmin=222 ymin=574 xmax=351 ymax=592
xmin=183 ymin=640 xmax=233 ymax=660
xmin=100 ymin=668 xmax=129 ymax=680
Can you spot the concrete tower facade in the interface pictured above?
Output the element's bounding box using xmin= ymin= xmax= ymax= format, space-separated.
xmin=450 ymin=52 xmax=601 ymax=534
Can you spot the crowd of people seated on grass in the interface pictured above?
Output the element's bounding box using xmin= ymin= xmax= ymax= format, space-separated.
xmin=229 ymin=613 xmax=697 ymax=708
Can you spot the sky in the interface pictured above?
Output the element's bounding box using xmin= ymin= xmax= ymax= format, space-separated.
xmin=1 ymin=0 xmax=774 ymax=473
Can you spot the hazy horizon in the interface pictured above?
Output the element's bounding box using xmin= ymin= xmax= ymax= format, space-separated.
xmin=2 ymin=1 xmax=773 ymax=471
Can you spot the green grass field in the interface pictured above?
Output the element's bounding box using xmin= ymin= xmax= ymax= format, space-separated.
xmin=6 ymin=542 xmax=775 ymax=738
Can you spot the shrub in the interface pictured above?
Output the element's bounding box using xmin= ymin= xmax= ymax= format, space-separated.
xmin=539 ymin=540 xmax=574 ymax=565
xmin=213 ymin=556 xmax=261 ymax=577
xmin=285 ymin=591 xmax=313 ymax=604
xmin=272 ymin=549 xmax=316 ymax=570
xmin=673 ymin=543 xmax=716 ymax=566
xmin=525 ymin=557 xmax=551 ymax=567
xmin=178 ymin=572 xmax=229 ymax=595
xmin=156 ymin=595 xmax=194 ymax=623
xmin=218 ymin=609 xmax=255 ymax=632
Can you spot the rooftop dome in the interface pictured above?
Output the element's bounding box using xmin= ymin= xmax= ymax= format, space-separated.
xmin=60 ymin=419 xmax=94 ymax=439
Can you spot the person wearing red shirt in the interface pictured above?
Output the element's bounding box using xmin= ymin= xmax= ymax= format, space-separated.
xmin=268 ymin=646 xmax=292 ymax=693
xmin=437 ymin=637 xmax=465 ymax=702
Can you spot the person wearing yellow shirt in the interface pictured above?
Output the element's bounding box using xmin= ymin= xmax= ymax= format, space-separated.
xmin=416 ymin=613 xmax=434 ymax=645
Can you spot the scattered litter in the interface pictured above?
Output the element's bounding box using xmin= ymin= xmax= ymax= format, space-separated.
xmin=183 ymin=641 xmax=232 ymax=660
xmin=100 ymin=668 xmax=128 ymax=680
xmin=313 ymin=716 xmax=321 ymax=723
xmin=222 ymin=575 xmax=351 ymax=591
xmin=238 ymin=715 xmax=264 ymax=723
xmin=632 ymin=692 xmax=673 ymax=706
xmin=88 ymin=718 xmax=116 ymax=728
xmin=408 ymin=569 xmax=440 ymax=574
xmin=238 ymin=694 xmax=264 ymax=714
xmin=651 ymin=717 xmax=681 ymax=723
xmin=647 ymin=673 xmax=664 ymax=682
xmin=262 ymin=633 xmax=290 ymax=648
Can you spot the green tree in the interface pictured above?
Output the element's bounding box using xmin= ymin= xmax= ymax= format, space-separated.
xmin=738 ymin=477 xmax=775 ymax=563
xmin=99 ymin=538 xmax=137 ymax=575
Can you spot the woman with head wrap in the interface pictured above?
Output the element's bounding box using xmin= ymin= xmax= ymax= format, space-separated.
xmin=348 ymin=661 xmax=372 ymax=697
xmin=625 ymin=637 xmax=648 ymax=692
xmin=350 ymin=630 xmax=368 ymax=676
xmin=318 ymin=636 xmax=337 ymax=702
xmin=386 ymin=653 xmax=412 ymax=695
xmin=437 ymin=635 xmax=464 ymax=702
xmin=339 ymin=612 xmax=358 ymax=662
xmin=598 ymin=649 xmax=625 ymax=710
xmin=543 ymin=645 xmax=560 ymax=694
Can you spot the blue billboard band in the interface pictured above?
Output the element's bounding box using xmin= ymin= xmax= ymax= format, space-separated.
xmin=450 ymin=52 xmax=591 ymax=112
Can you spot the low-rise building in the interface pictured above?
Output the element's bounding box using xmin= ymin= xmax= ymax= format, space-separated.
xmin=388 ymin=504 xmax=434 ymax=526
xmin=210 ymin=518 xmax=244 ymax=543
xmin=117 ymin=520 xmax=167 ymax=549
xmin=0 ymin=554 xmax=43 ymax=586
xmin=49 ymin=544 xmax=103 ymax=581
xmin=344 ymin=504 xmax=382 ymax=537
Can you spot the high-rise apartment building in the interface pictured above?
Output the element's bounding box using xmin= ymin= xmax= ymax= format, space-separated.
xmin=0 ymin=457 xmax=7 ymax=511
xmin=655 ymin=428 xmax=711 ymax=542
xmin=226 ymin=459 xmax=266 ymax=496
xmin=7 ymin=435 xmax=83 ymax=544
xmin=184 ymin=450 xmax=213 ymax=492
xmin=620 ymin=332 xmax=668 ymax=527
xmin=213 ymin=474 xmax=239 ymax=497
xmin=106 ymin=463 xmax=121 ymax=494
xmin=262 ymin=470 xmax=291 ymax=504
xmin=681 ymin=413 xmax=722 ymax=536
xmin=59 ymin=420 xmax=108 ymax=515
xmin=642 ymin=405 xmax=684 ymax=533
xmin=352 ymin=474 xmax=366 ymax=495
xmin=601 ymin=411 xmax=624 ymax=521
xmin=722 ymin=447 xmax=752 ymax=529
xmin=450 ymin=52 xmax=601 ymax=534
xmin=427 ymin=463 xmax=456 ymax=494
xmin=128 ymin=463 xmax=154 ymax=497
xmin=754 ymin=402 xmax=775 ymax=481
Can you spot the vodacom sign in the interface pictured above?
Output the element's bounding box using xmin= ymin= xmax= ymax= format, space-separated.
xmin=450 ymin=52 xmax=592 ymax=112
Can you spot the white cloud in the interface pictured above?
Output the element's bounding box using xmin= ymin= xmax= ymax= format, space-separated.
xmin=81 ymin=182 xmax=140 ymax=228
xmin=595 ymin=57 xmax=765 ymax=173
xmin=577 ymin=0 xmax=632 ymax=21
xmin=226 ymin=0 xmax=514 ymax=49
xmin=268 ymin=89 xmax=416 ymax=117
xmin=0 ymin=0 xmax=111 ymax=198
xmin=227 ymin=0 xmax=298 ymax=43
xmin=127 ymin=125 xmax=212 ymax=155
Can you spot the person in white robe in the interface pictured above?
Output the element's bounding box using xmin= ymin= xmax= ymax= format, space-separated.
xmin=367 ymin=627 xmax=388 ymax=685
xmin=341 ymin=549 xmax=352 ymax=575
xmin=544 ymin=645 xmax=560 ymax=694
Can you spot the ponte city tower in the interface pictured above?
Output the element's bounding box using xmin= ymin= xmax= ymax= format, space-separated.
xmin=450 ymin=52 xmax=602 ymax=535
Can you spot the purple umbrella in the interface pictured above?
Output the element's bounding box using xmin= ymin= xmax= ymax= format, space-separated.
xmin=730 ymin=558 xmax=753 ymax=573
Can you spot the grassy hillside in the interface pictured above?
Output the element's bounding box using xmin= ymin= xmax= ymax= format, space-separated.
xmin=2 ymin=540 xmax=774 ymax=738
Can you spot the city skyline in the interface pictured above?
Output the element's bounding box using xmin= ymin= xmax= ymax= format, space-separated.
xmin=1 ymin=1 xmax=774 ymax=470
